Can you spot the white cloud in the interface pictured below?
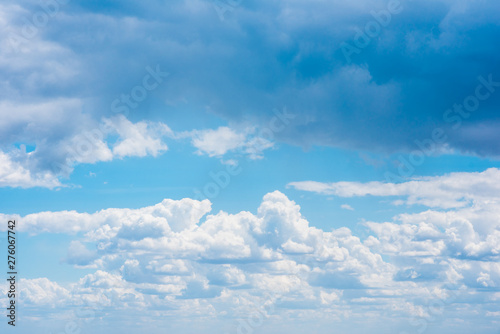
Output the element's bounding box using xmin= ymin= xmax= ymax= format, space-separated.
xmin=109 ymin=116 xmax=172 ymax=158
xmin=58 ymin=115 xmax=172 ymax=167
xmin=0 ymin=4 xmax=173 ymax=188
xmin=0 ymin=108 xmax=275 ymax=189
xmin=289 ymin=168 xmax=500 ymax=209
xmin=0 ymin=112 xmax=172 ymax=188
xmin=191 ymin=126 xmax=247 ymax=157
xmin=188 ymin=126 xmax=274 ymax=160
xmin=340 ymin=204 xmax=354 ymax=211
xmin=0 ymin=150 xmax=62 ymax=188
xmin=0 ymin=196 xmax=212 ymax=236
xmin=19 ymin=278 xmax=71 ymax=306
xmin=281 ymin=239 xmax=314 ymax=254
xmin=2 ymin=187 xmax=499 ymax=329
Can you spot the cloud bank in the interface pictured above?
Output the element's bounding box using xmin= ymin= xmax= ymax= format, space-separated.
xmin=2 ymin=170 xmax=499 ymax=331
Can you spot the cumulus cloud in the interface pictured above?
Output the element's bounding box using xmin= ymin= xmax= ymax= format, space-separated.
xmin=0 ymin=112 xmax=172 ymax=188
xmin=2 ymin=187 xmax=498 ymax=329
xmin=59 ymin=115 xmax=172 ymax=166
xmin=290 ymin=168 xmax=500 ymax=299
xmin=1 ymin=192 xmax=391 ymax=321
xmin=0 ymin=196 xmax=212 ymax=235
xmin=19 ymin=278 xmax=71 ymax=306
xmin=0 ymin=150 xmax=62 ymax=188
xmin=109 ymin=116 xmax=172 ymax=158
xmin=291 ymin=169 xmax=500 ymax=269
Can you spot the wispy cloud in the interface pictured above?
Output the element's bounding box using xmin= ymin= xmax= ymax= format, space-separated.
xmin=289 ymin=168 xmax=500 ymax=209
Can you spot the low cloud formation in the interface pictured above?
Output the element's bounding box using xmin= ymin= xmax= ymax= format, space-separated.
xmin=1 ymin=175 xmax=499 ymax=330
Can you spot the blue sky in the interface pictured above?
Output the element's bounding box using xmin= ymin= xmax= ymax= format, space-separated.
xmin=1 ymin=0 xmax=500 ymax=333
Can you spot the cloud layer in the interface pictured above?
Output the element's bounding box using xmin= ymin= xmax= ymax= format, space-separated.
xmin=2 ymin=0 xmax=500 ymax=189
xmin=2 ymin=170 xmax=499 ymax=331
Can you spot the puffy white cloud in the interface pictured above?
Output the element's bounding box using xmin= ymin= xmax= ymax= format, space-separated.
xmin=0 ymin=192 xmax=395 ymax=314
xmin=56 ymin=115 xmax=172 ymax=172
xmin=364 ymin=207 xmax=500 ymax=265
xmin=2 ymin=187 xmax=499 ymax=329
xmin=0 ymin=196 xmax=211 ymax=236
xmin=0 ymin=150 xmax=62 ymax=188
xmin=108 ymin=116 xmax=172 ymax=158
xmin=0 ymin=111 xmax=172 ymax=188
xmin=19 ymin=278 xmax=71 ymax=306
xmin=4 ymin=192 xmax=391 ymax=291
xmin=290 ymin=169 xmax=500 ymax=298
xmin=281 ymin=239 xmax=314 ymax=254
